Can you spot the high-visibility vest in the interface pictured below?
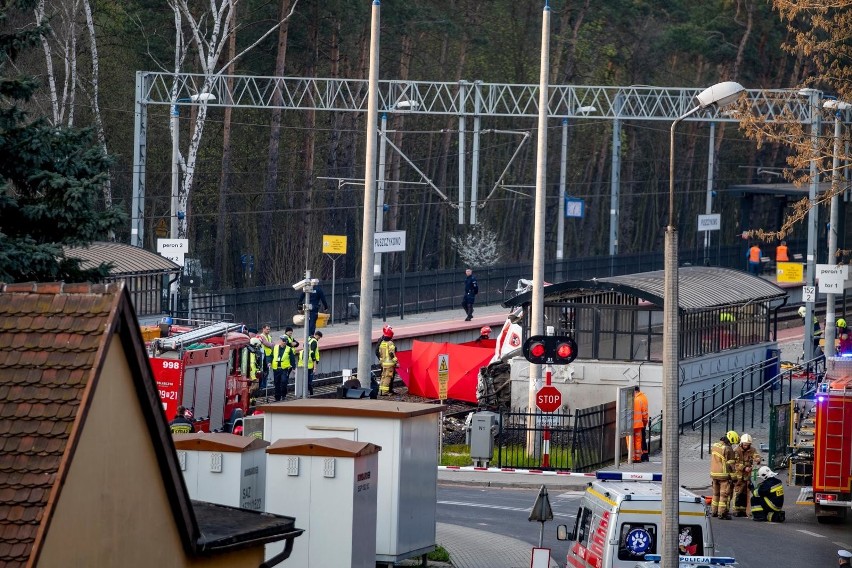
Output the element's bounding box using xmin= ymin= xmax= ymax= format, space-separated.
xmin=272 ymin=344 xmax=292 ymax=370
xmin=749 ymin=246 xmax=761 ymax=263
xmin=633 ymin=391 xmax=648 ymax=429
xmin=776 ymin=245 xmax=788 ymax=262
xmin=298 ymin=337 xmax=319 ymax=369
xmin=261 ymin=333 xmax=273 ymax=357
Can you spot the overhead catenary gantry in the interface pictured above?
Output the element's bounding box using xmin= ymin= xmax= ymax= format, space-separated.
xmin=132 ymin=72 xmax=812 ymax=250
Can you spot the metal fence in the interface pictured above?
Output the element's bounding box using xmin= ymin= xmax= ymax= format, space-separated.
xmin=768 ymin=402 xmax=792 ymax=469
xmin=491 ymin=402 xmax=616 ymax=472
xmin=173 ymin=241 xmax=808 ymax=328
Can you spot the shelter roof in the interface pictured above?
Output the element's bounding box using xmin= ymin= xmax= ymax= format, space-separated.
xmin=64 ymin=241 xmax=180 ymax=275
xmin=504 ymin=266 xmax=787 ymax=312
xmin=0 ymin=282 xmax=297 ymax=566
xmin=722 ymin=181 xmax=830 ymax=197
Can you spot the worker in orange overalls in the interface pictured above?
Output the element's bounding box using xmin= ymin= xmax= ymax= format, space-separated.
xmin=776 ymin=240 xmax=789 ymax=262
xmin=747 ymin=243 xmax=762 ymax=275
xmin=633 ymin=385 xmax=649 ymax=463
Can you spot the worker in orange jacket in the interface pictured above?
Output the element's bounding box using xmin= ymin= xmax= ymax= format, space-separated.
xmin=633 ymin=386 xmax=649 ymax=463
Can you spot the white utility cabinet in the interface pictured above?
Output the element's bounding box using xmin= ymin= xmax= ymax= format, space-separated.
xmin=265 ymin=437 xmax=380 ymax=568
xmin=173 ymin=432 xmax=268 ymax=511
xmin=259 ymin=399 xmax=444 ymax=565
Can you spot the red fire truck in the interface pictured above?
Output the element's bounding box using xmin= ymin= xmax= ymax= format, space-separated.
xmin=146 ymin=321 xmax=255 ymax=433
xmin=792 ymin=357 xmax=852 ymax=523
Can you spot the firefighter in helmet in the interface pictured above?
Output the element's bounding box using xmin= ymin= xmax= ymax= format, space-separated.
xmin=477 ymin=326 xmax=492 ymax=342
xmin=376 ymin=325 xmax=398 ymax=396
xmin=751 ymin=466 xmax=785 ymax=522
xmin=710 ymin=430 xmax=738 ymax=519
xmin=732 ymin=433 xmax=760 ymax=516
xmin=837 ymin=318 xmax=852 ymax=355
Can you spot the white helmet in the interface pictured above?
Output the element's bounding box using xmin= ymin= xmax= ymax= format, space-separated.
xmin=740 ymin=434 xmax=752 ymax=445
xmin=757 ymin=466 xmax=776 ymax=483
xmin=798 ymin=306 xmax=807 ymax=318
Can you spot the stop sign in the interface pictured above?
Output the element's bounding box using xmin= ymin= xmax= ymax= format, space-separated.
xmin=535 ymin=385 xmax=562 ymax=413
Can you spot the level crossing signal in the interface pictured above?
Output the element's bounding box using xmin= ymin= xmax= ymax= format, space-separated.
xmin=522 ymin=335 xmax=578 ymax=365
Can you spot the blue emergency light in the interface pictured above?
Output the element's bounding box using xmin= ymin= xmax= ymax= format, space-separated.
xmin=596 ymin=471 xmax=663 ymax=482
xmin=643 ymin=555 xmax=736 ymax=565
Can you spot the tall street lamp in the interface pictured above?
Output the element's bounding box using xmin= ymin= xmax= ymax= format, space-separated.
xmin=170 ymin=92 xmax=216 ymax=238
xmin=556 ymin=105 xmax=596 ymax=282
xmin=663 ymin=80 xmax=743 ymax=568
xmin=823 ymin=98 xmax=850 ymax=356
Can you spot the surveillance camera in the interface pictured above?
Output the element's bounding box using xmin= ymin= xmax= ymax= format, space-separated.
xmin=292 ymin=278 xmax=319 ymax=291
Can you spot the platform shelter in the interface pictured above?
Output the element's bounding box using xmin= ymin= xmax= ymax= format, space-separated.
xmin=503 ymin=266 xmax=789 ymax=416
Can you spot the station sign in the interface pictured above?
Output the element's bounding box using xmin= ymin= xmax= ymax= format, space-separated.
xmin=696 ymin=214 xmax=721 ymax=232
xmin=816 ymin=264 xmax=848 ymax=293
xmin=157 ymin=238 xmax=188 ymax=266
xmin=374 ymin=230 xmax=406 ymax=253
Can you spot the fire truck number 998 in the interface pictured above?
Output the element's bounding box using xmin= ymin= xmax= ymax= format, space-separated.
xmin=160 ymin=361 xmax=181 ymax=369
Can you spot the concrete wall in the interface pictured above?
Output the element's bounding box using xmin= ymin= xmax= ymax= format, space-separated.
xmin=509 ymin=342 xmax=776 ymax=423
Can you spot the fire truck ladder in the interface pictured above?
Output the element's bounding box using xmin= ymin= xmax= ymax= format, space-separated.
xmin=822 ymin=383 xmax=851 ymax=490
xmin=157 ymin=322 xmax=245 ymax=352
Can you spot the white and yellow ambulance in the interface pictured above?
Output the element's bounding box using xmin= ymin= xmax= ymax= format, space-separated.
xmin=556 ymin=471 xmax=717 ymax=568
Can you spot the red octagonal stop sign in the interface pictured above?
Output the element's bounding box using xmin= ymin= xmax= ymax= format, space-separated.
xmin=535 ymin=385 xmax=562 ymax=413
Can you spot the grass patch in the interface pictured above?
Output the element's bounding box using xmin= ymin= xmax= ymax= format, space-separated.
xmin=428 ymin=545 xmax=450 ymax=562
xmin=440 ymin=443 xmax=574 ymax=468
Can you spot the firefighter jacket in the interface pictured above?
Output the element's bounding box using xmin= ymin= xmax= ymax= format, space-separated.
xmin=298 ymin=337 xmax=320 ymax=369
xmin=377 ymin=339 xmax=398 ymax=368
xmin=732 ymin=445 xmax=760 ymax=481
xmin=272 ymin=343 xmax=293 ymax=370
xmin=249 ymin=350 xmax=261 ymax=381
xmin=633 ymin=391 xmax=649 ymax=429
xmin=710 ymin=440 xmax=735 ymax=480
xmin=751 ymin=477 xmax=784 ymax=515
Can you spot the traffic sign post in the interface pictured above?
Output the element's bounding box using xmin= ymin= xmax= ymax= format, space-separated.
xmin=322 ymin=235 xmax=348 ymax=325
xmin=535 ymin=385 xmax=562 ymax=413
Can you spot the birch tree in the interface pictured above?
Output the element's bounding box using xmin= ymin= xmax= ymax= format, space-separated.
xmin=32 ymin=0 xmax=113 ymax=209
xmin=167 ymin=0 xmax=300 ymax=239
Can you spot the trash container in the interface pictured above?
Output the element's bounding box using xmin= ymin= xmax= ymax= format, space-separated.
xmin=765 ymin=348 xmax=781 ymax=389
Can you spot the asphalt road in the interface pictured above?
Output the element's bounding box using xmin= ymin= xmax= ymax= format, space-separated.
xmin=436 ymin=484 xmax=852 ymax=567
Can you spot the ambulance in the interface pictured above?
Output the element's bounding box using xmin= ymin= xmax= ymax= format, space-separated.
xmin=556 ymin=472 xmax=716 ymax=568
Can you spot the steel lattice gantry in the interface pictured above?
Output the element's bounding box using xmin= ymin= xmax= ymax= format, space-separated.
xmin=131 ymin=72 xmax=813 ymax=247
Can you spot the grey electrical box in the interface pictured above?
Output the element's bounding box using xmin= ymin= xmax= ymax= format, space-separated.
xmin=470 ymin=412 xmax=497 ymax=461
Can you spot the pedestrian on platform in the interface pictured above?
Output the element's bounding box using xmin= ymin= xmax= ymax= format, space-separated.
xmin=169 ymin=406 xmax=194 ymax=434
xmin=776 ymin=240 xmax=789 ymax=262
xmin=376 ymin=325 xmax=398 ymax=396
xmin=710 ymin=431 xmax=738 ymax=519
xmin=307 ymin=284 xmax=329 ymax=336
xmin=298 ymin=330 xmax=322 ymax=396
xmin=732 ymin=433 xmax=760 ymax=516
xmin=257 ymin=324 xmax=274 ymax=390
xmin=837 ymin=319 xmax=852 ymax=355
xmin=747 ymin=243 xmax=762 ymax=275
xmin=633 ymin=386 xmax=649 ymax=463
xmin=838 ymin=550 xmax=852 ymax=567
xmin=750 ymin=466 xmax=785 ymax=522
xmin=462 ymin=268 xmax=478 ymax=321
xmin=271 ymin=335 xmax=294 ymax=401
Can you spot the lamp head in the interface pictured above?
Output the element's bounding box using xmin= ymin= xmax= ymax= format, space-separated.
xmin=696 ymin=81 xmax=744 ymax=109
xmin=577 ymin=105 xmax=597 ymax=114
xmin=189 ymin=93 xmax=217 ymax=103
xmin=823 ymin=99 xmax=851 ymax=111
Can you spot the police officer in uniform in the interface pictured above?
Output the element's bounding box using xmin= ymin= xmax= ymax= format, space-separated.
xmin=751 ymin=466 xmax=785 ymax=522
xmin=838 ymin=550 xmax=852 ymax=567
xmin=271 ymin=335 xmax=294 ymax=401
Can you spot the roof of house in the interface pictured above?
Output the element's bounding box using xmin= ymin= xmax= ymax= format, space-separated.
xmin=0 ymin=282 xmax=298 ymax=567
xmin=504 ymin=266 xmax=787 ymax=312
xmin=64 ymin=241 xmax=181 ymax=276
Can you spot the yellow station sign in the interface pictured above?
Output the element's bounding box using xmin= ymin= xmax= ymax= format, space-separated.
xmin=322 ymin=234 xmax=347 ymax=255
xmin=777 ymin=262 xmax=804 ymax=283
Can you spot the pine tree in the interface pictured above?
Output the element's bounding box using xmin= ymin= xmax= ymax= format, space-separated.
xmin=0 ymin=0 xmax=125 ymax=283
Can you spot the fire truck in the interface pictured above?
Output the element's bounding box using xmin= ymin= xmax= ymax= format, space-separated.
xmin=791 ymin=357 xmax=852 ymax=523
xmin=145 ymin=321 xmax=255 ymax=433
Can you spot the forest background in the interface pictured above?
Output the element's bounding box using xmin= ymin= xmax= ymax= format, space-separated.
xmin=5 ymin=0 xmax=848 ymax=289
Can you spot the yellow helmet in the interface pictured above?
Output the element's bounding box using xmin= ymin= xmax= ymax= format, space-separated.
xmin=726 ymin=431 xmax=740 ymax=445
xmin=838 ymin=318 xmax=847 ymax=329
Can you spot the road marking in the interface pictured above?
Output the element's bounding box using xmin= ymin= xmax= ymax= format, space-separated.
xmin=833 ymin=541 xmax=852 ymax=548
xmin=796 ymin=529 xmax=826 ymax=538
xmin=554 ymin=490 xmax=585 ymax=498
xmin=438 ymin=500 xmax=574 ymax=518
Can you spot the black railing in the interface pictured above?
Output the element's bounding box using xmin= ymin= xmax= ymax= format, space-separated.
xmin=691 ymin=356 xmax=825 ymax=458
xmin=571 ymin=401 xmax=617 ymax=472
xmin=494 ymin=408 xmax=574 ymax=471
xmin=679 ymin=356 xmax=780 ymax=433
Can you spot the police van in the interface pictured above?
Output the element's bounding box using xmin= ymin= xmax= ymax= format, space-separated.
xmin=556 ymin=471 xmax=717 ymax=568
